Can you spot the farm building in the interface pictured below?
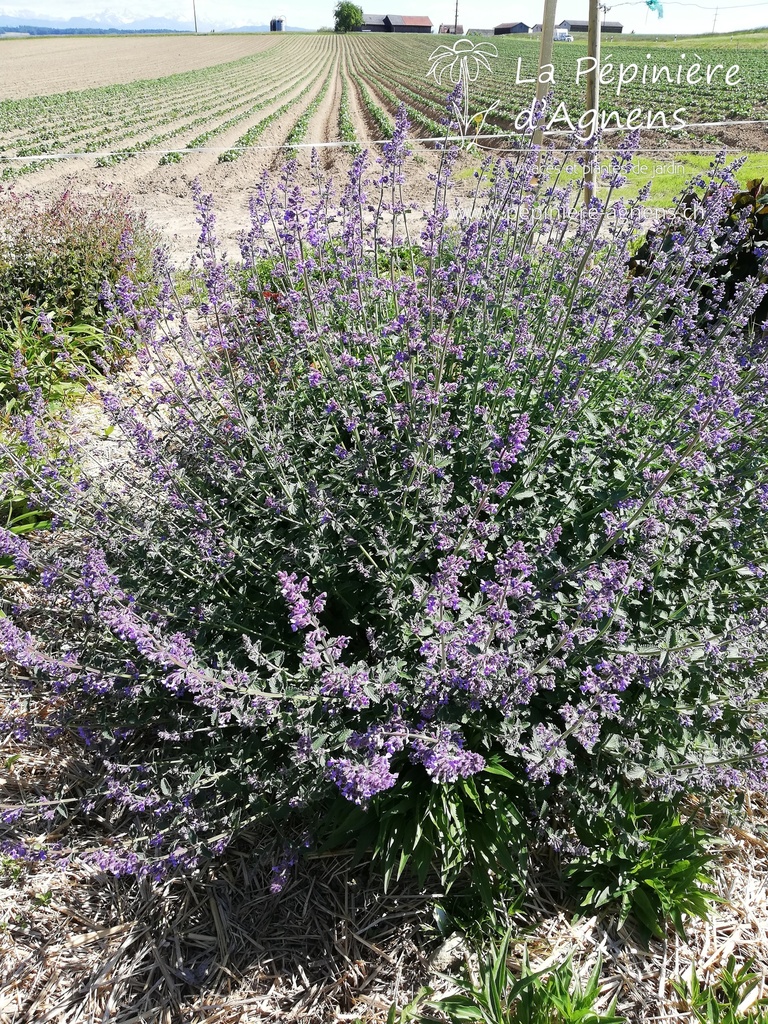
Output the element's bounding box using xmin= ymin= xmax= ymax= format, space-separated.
xmin=467 ymin=27 xmax=494 ymax=35
xmin=269 ymin=16 xmax=285 ymax=30
xmin=359 ymin=13 xmax=433 ymax=31
xmin=386 ymin=14 xmax=433 ymax=31
xmin=556 ymin=18 xmax=623 ymax=32
xmin=494 ymin=21 xmax=530 ymax=34
xmin=360 ymin=13 xmax=388 ymax=30
xmin=438 ymin=23 xmax=465 ymax=33
xmin=494 ymin=22 xmax=530 ymax=33
xmin=530 ymin=23 xmax=543 ymax=31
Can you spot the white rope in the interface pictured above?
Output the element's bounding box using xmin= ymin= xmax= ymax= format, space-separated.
xmin=2 ymin=118 xmax=767 ymax=163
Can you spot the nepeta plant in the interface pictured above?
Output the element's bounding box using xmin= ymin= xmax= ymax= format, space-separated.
xmin=2 ymin=106 xmax=768 ymax=884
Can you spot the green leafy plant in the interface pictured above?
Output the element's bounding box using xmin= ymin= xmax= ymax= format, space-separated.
xmin=334 ymin=1 xmax=363 ymax=32
xmin=338 ymin=72 xmax=361 ymax=154
xmin=1 ymin=467 xmax=50 ymax=562
xmin=404 ymin=932 xmax=625 ymax=1023
xmin=566 ymin=790 xmax=719 ymax=943
xmin=348 ymin=67 xmax=394 ymax=139
xmin=0 ymin=190 xmax=158 ymax=545
xmin=3 ymin=115 xmax=768 ymax=891
xmin=326 ymin=757 xmax=528 ymax=906
xmin=672 ymin=957 xmax=768 ymax=1023
xmin=217 ymin=67 xmax=326 ymax=163
xmin=629 ymin=175 xmax=768 ymax=327
xmin=1 ymin=318 xmax=109 ymax=414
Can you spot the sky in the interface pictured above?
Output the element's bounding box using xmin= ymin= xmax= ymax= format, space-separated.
xmin=1 ymin=0 xmax=767 ymax=35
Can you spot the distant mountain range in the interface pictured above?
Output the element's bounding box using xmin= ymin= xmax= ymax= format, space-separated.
xmin=0 ymin=12 xmax=310 ymax=33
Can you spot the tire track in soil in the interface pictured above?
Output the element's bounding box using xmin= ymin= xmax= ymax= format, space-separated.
xmin=303 ymin=58 xmax=343 ymax=174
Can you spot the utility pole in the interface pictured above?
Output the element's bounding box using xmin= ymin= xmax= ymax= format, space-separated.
xmin=583 ymin=0 xmax=601 ymax=204
xmin=192 ymin=0 xmax=198 ymax=33
xmin=533 ymin=0 xmax=557 ymax=147
xmin=712 ymin=5 xmax=718 ymax=32
xmin=454 ymin=0 xmax=459 ymax=34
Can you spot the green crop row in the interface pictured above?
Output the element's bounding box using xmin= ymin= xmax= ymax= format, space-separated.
xmin=338 ymin=67 xmax=361 ymax=155
xmin=161 ymin=53 xmax=327 ymax=165
xmin=365 ymin=76 xmax=443 ymax=139
xmin=219 ymin=60 xmax=332 ymax=163
xmin=347 ymin=67 xmax=394 ymax=141
xmin=0 ymin=37 xmax=316 ymax=175
xmin=351 ymin=32 xmax=766 ymax=138
xmin=283 ymin=63 xmax=336 ymax=158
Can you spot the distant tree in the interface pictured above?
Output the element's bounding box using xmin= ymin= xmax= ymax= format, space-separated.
xmin=334 ymin=1 xmax=363 ymax=32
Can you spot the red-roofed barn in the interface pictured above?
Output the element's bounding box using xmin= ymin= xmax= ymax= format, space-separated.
xmin=358 ymin=12 xmax=433 ymax=32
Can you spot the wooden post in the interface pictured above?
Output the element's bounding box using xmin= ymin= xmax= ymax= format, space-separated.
xmin=533 ymin=0 xmax=557 ymax=147
xmin=583 ymin=0 xmax=601 ymax=203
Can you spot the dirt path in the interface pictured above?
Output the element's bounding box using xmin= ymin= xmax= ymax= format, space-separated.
xmin=303 ymin=58 xmax=343 ymax=174
xmin=0 ymin=34 xmax=282 ymax=101
xmin=344 ymin=55 xmax=381 ymax=152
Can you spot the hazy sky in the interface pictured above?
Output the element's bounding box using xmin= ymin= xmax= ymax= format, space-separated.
xmin=1 ymin=0 xmax=767 ymax=35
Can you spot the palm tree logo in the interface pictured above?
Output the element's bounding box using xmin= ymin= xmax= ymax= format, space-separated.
xmin=427 ymin=38 xmax=500 ymax=146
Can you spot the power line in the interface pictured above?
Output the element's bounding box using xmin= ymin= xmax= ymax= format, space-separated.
xmin=664 ymin=0 xmax=768 ymax=6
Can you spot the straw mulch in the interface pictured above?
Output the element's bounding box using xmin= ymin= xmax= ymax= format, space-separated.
xmin=0 ymin=841 xmax=436 ymax=1024
xmin=2 ymin=791 xmax=768 ymax=1024
xmin=512 ymin=800 xmax=768 ymax=1022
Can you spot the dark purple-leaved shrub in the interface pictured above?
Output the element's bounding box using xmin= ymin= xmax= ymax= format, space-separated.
xmin=2 ymin=109 xmax=768 ymax=886
xmin=0 ymin=186 xmax=158 ymax=329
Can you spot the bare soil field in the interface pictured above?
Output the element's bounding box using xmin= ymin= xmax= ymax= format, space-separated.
xmin=0 ymin=33 xmax=281 ymax=100
xmin=305 ymin=58 xmax=343 ymax=173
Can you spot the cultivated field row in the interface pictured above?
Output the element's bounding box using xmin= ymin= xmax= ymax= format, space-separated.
xmin=345 ymin=33 xmax=768 ymax=148
xmin=1 ymin=33 xmax=766 ymax=183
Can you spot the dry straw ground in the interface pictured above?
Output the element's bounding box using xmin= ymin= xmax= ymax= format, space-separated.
xmin=2 ymin=796 xmax=768 ymax=1022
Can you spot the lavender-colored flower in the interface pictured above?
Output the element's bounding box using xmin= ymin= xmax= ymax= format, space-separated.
xmin=2 ymin=110 xmax=768 ymax=883
xmin=327 ymin=754 xmax=398 ymax=805
xmin=410 ymin=730 xmax=485 ymax=783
